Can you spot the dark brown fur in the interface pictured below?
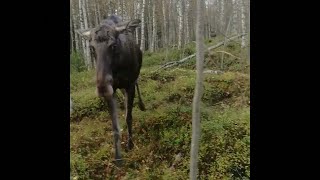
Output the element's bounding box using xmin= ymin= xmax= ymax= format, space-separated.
xmin=81 ymin=15 xmax=145 ymax=165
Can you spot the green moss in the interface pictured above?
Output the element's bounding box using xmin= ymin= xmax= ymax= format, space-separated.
xmin=70 ymin=38 xmax=250 ymax=179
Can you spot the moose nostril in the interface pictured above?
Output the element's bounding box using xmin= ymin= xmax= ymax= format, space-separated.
xmin=97 ymin=85 xmax=105 ymax=91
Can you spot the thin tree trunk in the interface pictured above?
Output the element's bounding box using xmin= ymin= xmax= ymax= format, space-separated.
xmin=148 ymin=0 xmax=153 ymax=51
xmin=177 ymin=0 xmax=183 ymax=49
xmin=237 ymin=0 xmax=242 ymax=39
xmin=172 ymin=2 xmax=177 ymax=46
xmin=185 ymin=0 xmax=190 ymax=44
xmin=97 ymin=1 xmax=101 ymax=23
xmin=115 ymin=0 xmax=118 ymax=15
xmin=221 ymin=15 xmax=232 ymax=70
xmin=241 ymin=0 xmax=246 ymax=48
xmin=107 ymin=0 xmax=112 ymax=15
xmin=168 ymin=0 xmax=172 ymax=46
xmin=70 ymin=0 xmax=78 ymax=52
xmin=135 ymin=0 xmax=140 ymax=45
xmin=121 ymin=0 xmax=124 ymax=18
xmin=192 ymin=0 xmax=197 ymax=41
xmin=204 ymin=1 xmax=208 ymax=39
xmin=220 ymin=0 xmax=224 ymax=32
xmin=232 ymin=0 xmax=238 ymax=34
xmin=94 ymin=0 xmax=99 ymax=26
xmin=208 ymin=1 xmax=213 ymax=38
xmin=212 ymin=0 xmax=217 ymax=33
xmin=190 ymin=0 xmax=204 ymax=178
xmin=82 ymin=0 xmax=91 ymax=69
xmin=140 ymin=0 xmax=145 ymax=51
xmin=70 ymin=16 xmax=73 ymax=53
xmin=70 ymin=16 xmax=76 ymax=53
xmin=79 ymin=0 xmax=87 ymax=65
xmin=162 ymin=0 xmax=167 ymax=47
xmin=70 ymin=0 xmax=73 ymax=53
xmin=85 ymin=0 xmax=93 ymax=28
xmin=247 ymin=0 xmax=250 ymax=62
xmin=72 ymin=1 xmax=80 ymax=52
xmin=150 ymin=1 xmax=156 ymax=52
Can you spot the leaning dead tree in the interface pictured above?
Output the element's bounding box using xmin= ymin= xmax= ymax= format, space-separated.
xmin=156 ymin=33 xmax=247 ymax=71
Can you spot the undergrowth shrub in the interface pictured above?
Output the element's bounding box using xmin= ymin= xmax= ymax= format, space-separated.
xmin=71 ymin=51 xmax=86 ymax=73
xmin=70 ymin=37 xmax=250 ymax=179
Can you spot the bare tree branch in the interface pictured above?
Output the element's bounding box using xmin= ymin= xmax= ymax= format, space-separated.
xmin=155 ymin=33 xmax=247 ymax=71
xmin=213 ymin=51 xmax=241 ymax=59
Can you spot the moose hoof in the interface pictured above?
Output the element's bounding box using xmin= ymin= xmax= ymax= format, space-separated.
xmin=113 ymin=158 xmax=123 ymax=167
xmin=139 ymin=103 xmax=146 ymax=111
xmin=127 ymin=141 xmax=134 ymax=150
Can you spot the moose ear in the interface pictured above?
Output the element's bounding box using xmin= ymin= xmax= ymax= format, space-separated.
xmin=75 ymin=28 xmax=93 ymax=40
xmin=115 ymin=19 xmax=141 ymax=32
xmin=127 ymin=19 xmax=141 ymax=28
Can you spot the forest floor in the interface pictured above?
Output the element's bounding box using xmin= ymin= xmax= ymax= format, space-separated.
xmin=70 ymin=37 xmax=250 ymax=180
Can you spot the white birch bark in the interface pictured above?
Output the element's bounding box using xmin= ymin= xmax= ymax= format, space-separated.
xmin=82 ymin=0 xmax=91 ymax=69
xmin=232 ymin=0 xmax=238 ymax=34
xmin=71 ymin=0 xmax=79 ymax=52
xmin=140 ymin=0 xmax=145 ymax=51
xmin=148 ymin=1 xmax=153 ymax=51
xmin=241 ymin=0 xmax=246 ymax=48
xmin=79 ymin=0 xmax=87 ymax=66
xmin=185 ymin=0 xmax=190 ymax=44
xmin=190 ymin=0 xmax=204 ymax=179
xmin=177 ymin=0 xmax=183 ymax=49
xmin=163 ymin=0 xmax=167 ymax=46
xmin=151 ymin=1 xmax=156 ymax=52
xmin=220 ymin=0 xmax=224 ymax=32
xmin=94 ymin=0 xmax=99 ymax=26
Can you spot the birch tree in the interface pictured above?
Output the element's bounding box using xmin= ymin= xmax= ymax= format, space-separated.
xmin=168 ymin=0 xmax=173 ymax=46
xmin=185 ymin=0 xmax=190 ymax=44
xmin=162 ymin=0 xmax=167 ymax=47
xmin=140 ymin=0 xmax=145 ymax=51
xmin=97 ymin=0 xmax=101 ymax=24
xmin=70 ymin=0 xmax=250 ymax=66
xmin=94 ymin=0 xmax=99 ymax=26
xmin=241 ymin=0 xmax=246 ymax=48
xmin=221 ymin=15 xmax=232 ymax=69
xmin=177 ymin=0 xmax=184 ymax=49
xmin=72 ymin=0 xmax=80 ymax=52
xmin=220 ymin=0 xmax=224 ymax=32
xmin=70 ymin=15 xmax=73 ymax=53
xmin=82 ymin=0 xmax=92 ymax=69
xmin=135 ymin=1 xmax=140 ymax=45
xmin=78 ymin=0 xmax=87 ymax=63
xmin=150 ymin=1 xmax=156 ymax=52
xmin=190 ymin=0 xmax=204 ymax=179
xmin=148 ymin=0 xmax=153 ymax=51
xmin=232 ymin=0 xmax=238 ymax=34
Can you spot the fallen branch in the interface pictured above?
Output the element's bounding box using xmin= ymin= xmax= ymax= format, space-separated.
xmin=212 ymin=51 xmax=241 ymax=59
xmin=155 ymin=33 xmax=247 ymax=71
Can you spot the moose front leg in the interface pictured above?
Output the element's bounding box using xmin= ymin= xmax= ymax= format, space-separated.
xmin=105 ymin=95 xmax=122 ymax=165
xmin=125 ymin=85 xmax=135 ymax=150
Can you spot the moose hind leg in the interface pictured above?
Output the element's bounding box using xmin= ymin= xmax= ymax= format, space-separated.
xmin=125 ymin=85 xmax=135 ymax=150
xmin=105 ymin=96 xmax=122 ymax=165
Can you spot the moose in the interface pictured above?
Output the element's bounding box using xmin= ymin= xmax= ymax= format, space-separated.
xmin=76 ymin=15 xmax=146 ymax=165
